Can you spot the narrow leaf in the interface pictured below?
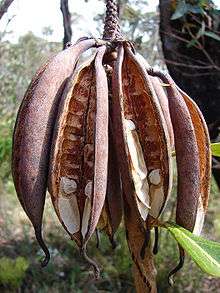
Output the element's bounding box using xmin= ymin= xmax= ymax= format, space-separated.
xmin=186 ymin=4 xmax=204 ymax=14
xmin=211 ymin=143 xmax=220 ymax=157
xmin=171 ymin=1 xmax=188 ymax=20
xmin=204 ymin=31 xmax=220 ymax=42
xmin=164 ymin=222 xmax=220 ymax=277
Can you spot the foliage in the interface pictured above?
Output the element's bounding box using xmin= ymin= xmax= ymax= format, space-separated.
xmin=0 ymin=257 xmax=29 ymax=289
xmin=171 ymin=0 xmax=220 ymax=48
xmin=164 ymin=222 xmax=220 ymax=277
xmin=171 ymin=0 xmax=218 ymax=20
xmin=211 ymin=142 xmax=220 ymax=157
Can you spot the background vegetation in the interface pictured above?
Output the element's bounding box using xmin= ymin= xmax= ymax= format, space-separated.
xmin=0 ymin=0 xmax=219 ymax=292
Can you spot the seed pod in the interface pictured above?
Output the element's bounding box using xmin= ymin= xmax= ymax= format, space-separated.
xmin=123 ymin=46 xmax=173 ymax=224
xmin=48 ymin=58 xmax=95 ymax=243
xmin=48 ymin=45 xmax=108 ymax=278
xmin=111 ymin=45 xmax=157 ymax=292
xmin=97 ymin=126 xmax=123 ymax=247
xmin=147 ymin=69 xmax=201 ymax=280
xmin=179 ymin=88 xmax=211 ymax=235
xmin=147 ymin=70 xmax=200 ymax=232
xmin=85 ymin=46 xmax=109 ymax=246
xmin=12 ymin=39 xmax=95 ymax=266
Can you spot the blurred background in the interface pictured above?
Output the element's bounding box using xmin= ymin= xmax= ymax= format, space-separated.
xmin=0 ymin=0 xmax=220 ymax=292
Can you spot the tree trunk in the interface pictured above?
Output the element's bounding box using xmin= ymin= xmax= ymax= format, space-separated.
xmin=0 ymin=0 xmax=14 ymax=20
xmin=60 ymin=0 xmax=72 ymax=49
xmin=159 ymin=0 xmax=220 ymax=188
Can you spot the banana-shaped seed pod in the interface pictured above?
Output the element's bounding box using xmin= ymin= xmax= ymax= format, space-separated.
xmin=179 ymin=88 xmax=211 ymax=236
xmin=48 ymin=45 xmax=108 ymax=278
xmin=12 ymin=39 xmax=95 ymax=266
xmin=123 ymin=47 xmax=173 ymax=226
xmin=147 ymin=69 xmax=211 ymax=280
xmin=97 ymin=127 xmax=123 ymax=248
xmin=110 ymin=44 xmax=171 ymax=290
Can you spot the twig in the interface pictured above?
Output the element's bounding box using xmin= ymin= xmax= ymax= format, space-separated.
xmin=164 ymin=59 xmax=215 ymax=69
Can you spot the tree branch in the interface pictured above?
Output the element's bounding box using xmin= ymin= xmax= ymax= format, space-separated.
xmin=60 ymin=0 xmax=72 ymax=49
xmin=0 ymin=0 xmax=14 ymax=20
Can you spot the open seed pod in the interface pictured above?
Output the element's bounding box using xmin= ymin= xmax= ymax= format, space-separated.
xmin=12 ymin=38 xmax=96 ymax=266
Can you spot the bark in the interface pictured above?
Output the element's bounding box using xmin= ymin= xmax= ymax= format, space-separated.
xmin=159 ymin=0 xmax=220 ymax=188
xmin=0 ymin=0 xmax=14 ymax=20
xmin=60 ymin=0 xmax=72 ymax=49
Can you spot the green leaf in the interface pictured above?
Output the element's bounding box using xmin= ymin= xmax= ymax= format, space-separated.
xmin=204 ymin=31 xmax=220 ymax=42
xmin=164 ymin=222 xmax=220 ymax=277
xmin=171 ymin=1 xmax=188 ymax=20
xmin=186 ymin=4 xmax=204 ymax=14
xmin=211 ymin=143 xmax=220 ymax=157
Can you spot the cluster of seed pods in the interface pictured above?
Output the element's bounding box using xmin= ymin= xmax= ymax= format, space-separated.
xmin=12 ymin=35 xmax=211 ymax=286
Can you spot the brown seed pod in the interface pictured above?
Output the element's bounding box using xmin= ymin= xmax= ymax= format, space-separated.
xmin=123 ymin=46 xmax=173 ymax=225
xmin=97 ymin=126 xmax=123 ymax=248
xmin=147 ymin=69 xmax=200 ymax=232
xmin=48 ymin=58 xmax=95 ymax=244
xmin=85 ymin=45 xmax=109 ymax=246
xmin=147 ymin=69 xmax=201 ymax=281
xmin=179 ymin=88 xmax=211 ymax=235
xmin=48 ymin=45 xmax=108 ymax=278
xmin=12 ymin=39 xmax=95 ymax=266
xmin=111 ymin=45 xmax=157 ymax=292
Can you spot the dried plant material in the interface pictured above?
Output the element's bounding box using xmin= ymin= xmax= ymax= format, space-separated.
xmin=60 ymin=177 xmax=77 ymax=195
xmin=58 ymin=195 xmax=80 ymax=234
xmin=147 ymin=70 xmax=200 ymax=232
xmin=179 ymin=88 xmax=211 ymax=235
xmin=97 ymin=127 xmax=123 ymax=246
xmin=123 ymin=47 xmax=173 ymax=223
xmin=148 ymin=169 xmax=161 ymax=186
xmin=48 ymin=58 xmax=96 ymax=246
xmin=81 ymin=197 xmax=92 ymax=238
xmin=150 ymin=76 xmax=174 ymax=149
xmin=84 ymin=46 xmax=109 ymax=245
xmin=111 ymin=45 xmax=158 ymax=291
xmin=147 ymin=69 xmax=210 ymax=281
xmin=12 ymin=39 xmax=95 ymax=266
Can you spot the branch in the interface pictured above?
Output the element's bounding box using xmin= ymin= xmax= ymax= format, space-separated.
xmin=0 ymin=0 xmax=14 ymax=20
xmin=60 ymin=0 xmax=72 ymax=49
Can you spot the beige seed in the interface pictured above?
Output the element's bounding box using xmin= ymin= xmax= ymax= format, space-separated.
xmin=58 ymin=195 xmax=80 ymax=234
xmin=60 ymin=177 xmax=77 ymax=195
xmin=85 ymin=180 xmax=93 ymax=198
xmin=149 ymin=186 xmax=164 ymax=218
xmin=68 ymin=134 xmax=78 ymax=141
xmin=193 ymin=198 xmax=205 ymax=236
xmin=148 ymin=169 xmax=161 ymax=185
xmin=81 ymin=197 xmax=92 ymax=238
xmin=136 ymin=198 xmax=149 ymax=221
xmin=124 ymin=119 xmax=136 ymax=131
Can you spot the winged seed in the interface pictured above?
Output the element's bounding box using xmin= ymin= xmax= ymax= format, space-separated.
xmin=60 ymin=177 xmax=77 ymax=195
xmin=148 ymin=169 xmax=161 ymax=185
xmin=81 ymin=197 xmax=92 ymax=238
xmin=58 ymin=195 xmax=80 ymax=234
xmin=85 ymin=181 xmax=93 ymax=198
